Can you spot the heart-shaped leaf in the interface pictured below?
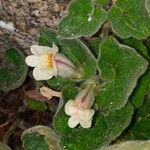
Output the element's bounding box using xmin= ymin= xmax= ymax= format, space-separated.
xmin=108 ymin=0 xmax=150 ymax=39
xmin=53 ymin=87 xmax=133 ymax=150
xmin=39 ymin=28 xmax=97 ymax=82
xmin=96 ymin=37 xmax=148 ymax=112
xmin=22 ymin=126 xmax=60 ymax=150
xmin=0 ymin=48 xmax=28 ymax=92
xmin=58 ymin=0 xmax=107 ymax=39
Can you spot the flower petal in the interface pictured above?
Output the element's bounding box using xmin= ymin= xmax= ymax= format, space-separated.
xmin=80 ymin=109 xmax=95 ymax=121
xmin=31 ymin=44 xmax=58 ymax=55
xmin=33 ymin=67 xmax=55 ymax=81
xmin=65 ymin=100 xmax=77 ymax=115
xmin=25 ymin=55 xmax=39 ymax=67
xmin=68 ymin=116 xmax=79 ymax=128
xmin=55 ymin=53 xmax=77 ymax=78
xmin=80 ymin=119 xmax=92 ymax=128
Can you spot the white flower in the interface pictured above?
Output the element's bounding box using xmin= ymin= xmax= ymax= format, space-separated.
xmin=65 ymin=83 xmax=96 ymax=128
xmin=25 ymin=44 xmax=79 ymax=80
xmin=40 ymin=86 xmax=61 ymax=100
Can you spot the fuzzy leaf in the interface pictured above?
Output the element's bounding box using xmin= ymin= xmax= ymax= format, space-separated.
xmin=39 ymin=27 xmax=58 ymax=47
xmin=130 ymin=71 xmax=150 ymax=108
xmin=59 ymin=39 xmax=97 ymax=79
xmin=108 ymin=0 xmax=150 ymax=39
xmin=88 ymin=38 xmax=101 ymax=58
xmin=0 ymin=48 xmax=28 ymax=92
xmin=124 ymin=99 xmax=150 ymax=140
xmin=46 ymin=77 xmax=77 ymax=91
xmin=97 ymin=37 xmax=148 ymax=112
xmin=22 ymin=126 xmax=60 ymax=150
xmin=53 ymin=87 xmax=133 ymax=150
xmin=121 ymin=37 xmax=149 ymax=59
xmin=39 ymin=28 xmax=97 ymax=81
xmin=58 ymin=0 xmax=107 ymax=39
xmin=25 ymin=97 xmax=47 ymax=112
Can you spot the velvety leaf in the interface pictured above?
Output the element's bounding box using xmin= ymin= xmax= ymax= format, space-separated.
xmin=22 ymin=126 xmax=60 ymax=150
xmin=101 ymin=141 xmax=150 ymax=150
xmin=121 ymin=37 xmax=149 ymax=59
xmin=58 ymin=0 xmax=107 ymax=39
xmin=130 ymin=71 xmax=150 ymax=108
xmin=0 ymin=48 xmax=28 ymax=92
xmin=22 ymin=133 xmax=49 ymax=150
xmin=25 ymin=97 xmax=47 ymax=112
xmin=108 ymin=0 xmax=150 ymax=39
xmin=97 ymin=37 xmax=148 ymax=112
xmin=88 ymin=38 xmax=101 ymax=58
xmin=46 ymin=77 xmax=77 ymax=91
xmin=59 ymin=39 xmax=97 ymax=79
xmin=53 ymin=87 xmax=133 ymax=150
xmin=39 ymin=28 xmax=97 ymax=81
xmin=123 ymin=99 xmax=150 ymax=140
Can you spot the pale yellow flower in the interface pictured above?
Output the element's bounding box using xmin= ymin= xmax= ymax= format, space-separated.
xmin=25 ymin=44 xmax=78 ymax=80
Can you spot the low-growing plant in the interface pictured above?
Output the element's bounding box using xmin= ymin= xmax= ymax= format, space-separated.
xmin=1 ymin=0 xmax=150 ymax=150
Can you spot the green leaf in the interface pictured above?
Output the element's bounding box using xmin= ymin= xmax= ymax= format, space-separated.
xmin=108 ymin=0 xmax=150 ymax=39
xmin=0 ymin=48 xmax=28 ymax=92
xmin=58 ymin=0 xmax=107 ymax=39
xmin=124 ymin=99 xmax=150 ymax=140
xmin=120 ymin=37 xmax=149 ymax=59
xmin=88 ymin=38 xmax=101 ymax=58
xmin=101 ymin=141 xmax=150 ymax=150
xmin=97 ymin=37 xmax=148 ymax=112
xmin=39 ymin=27 xmax=58 ymax=47
xmin=26 ymin=97 xmax=47 ymax=112
xmin=53 ymin=87 xmax=133 ymax=150
xmin=22 ymin=133 xmax=49 ymax=150
xmin=130 ymin=71 xmax=150 ymax=108
xmin=39 ymin=28 xmax=97 ymax=80
xmin=22 ymin=126 xmax=60 ymax=150
xmin=46 ymin=77 xmax=77 ymax=91
xmin=59 ymin=39 xmax=97 ymax=79
xmin=145 ymin=37 xmax=150 ymax=56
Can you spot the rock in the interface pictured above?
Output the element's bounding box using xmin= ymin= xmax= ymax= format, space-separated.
xmin=0 ymin=0 xmax=70 ymax=53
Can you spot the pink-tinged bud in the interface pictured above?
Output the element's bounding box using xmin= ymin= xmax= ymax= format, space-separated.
xmin=55 ymin=53 xmax=80 ymax=79
xmin=40 ymin=86 xmax=62 ymax=100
